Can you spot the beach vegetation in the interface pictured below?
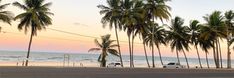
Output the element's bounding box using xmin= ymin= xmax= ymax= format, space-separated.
xmin=0 ymin=0 xmax=13 ymax=31
xmin=88 ymin=34 xmax=120 ymax=67
xmin=97 ymin=0 xmax=124 ymax=67
xmin=13 ymin=0 xmax=53 ymax=66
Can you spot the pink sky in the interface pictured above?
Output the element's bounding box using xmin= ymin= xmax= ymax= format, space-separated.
xmin=0 ymin=0 xmax=234 ymax=59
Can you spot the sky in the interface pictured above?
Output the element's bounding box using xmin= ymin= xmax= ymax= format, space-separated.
xmin=0 ymin=0 xmax=234 ymax=58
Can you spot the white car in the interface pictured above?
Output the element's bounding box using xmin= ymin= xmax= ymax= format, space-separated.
xmin=163 ymin=62 xmax=185 ymax=68
xmin=107 ymin=63 xmax=121 ymax=68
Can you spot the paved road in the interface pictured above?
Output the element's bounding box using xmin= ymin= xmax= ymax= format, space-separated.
xmin=0 ymin=67 xmax=234 ymax=78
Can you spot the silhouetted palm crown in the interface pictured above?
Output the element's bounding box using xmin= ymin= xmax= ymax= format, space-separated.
xmin=0 ymin=0 xmax=13 ymax=30
xmin=98 ymin=0 xmax=122 ymax=30
xmin=200 ymin=11 xmax=227 ymax=40
xmin=167 ymin=17 xmax=190 ymax=51
xmin=144 ymin=22 xmax=166 ymax=47
xmin=144 ymin=0 xmax=171 ymax=21
xmin=88 ymin=35 xmax=119 ymax=64
xmin=13 ymin=0 xmax=53 ymax=35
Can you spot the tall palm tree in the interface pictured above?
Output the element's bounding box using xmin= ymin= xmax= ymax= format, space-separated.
xmin=201 ymin=11 xmax=226 ymax=68
xmin=224 ymin=10 xmax=234 ymax=68
xmin=13 ymin=0 xmax=53 ymax=66
xmin=121 ymin=0 xmax=143 ymax=67
xmin=0 ymin=0 xmax=13 ymax=30
xmin=135 ymin=18 xmax=151 ymax=68
xmin=144 ymin=23 xmax=166 ymax=66
xmin=97 ymin=0 xmax=124 ymax=67
xmin=143 ymin=40 xmax=150 ymax=68
xmin=144 ymin=22 xmax=156 ymax=68
xmin=88 ymin=34 xmax=119 ymax=67
xmin=144 ymin=0 xmax=171 ymax=68
xmin=166 ymin=16 xmax=190 ymax=68
xmin=188 ymin=20 xmax=202 ymax=68
xmin=198 ymin=36 xmax=213 ymax=68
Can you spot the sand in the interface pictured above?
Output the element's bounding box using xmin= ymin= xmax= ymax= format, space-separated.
xmin=0 ymin=66 xmax=234 ymax=78
xmin=0 ymin=61 xmax=99 ymax=67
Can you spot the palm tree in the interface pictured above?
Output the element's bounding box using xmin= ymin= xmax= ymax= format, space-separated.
xmin=201 ymin=11 xmax=226 ymax=68
xmin=135 ymin=19 xmax=151 ymax=68
xmin=144 ymin=22 xmax=166 ymax=66
xmin=121 ymin=0 xmax=143 ymax=67
xmin=198 ymin=36 xmax=213 ymax=68
xmin=144 ymin=22 xmax=156 ymax=68
xmin=88 ymin=34 xmax=119 ymax=67
xmin=188 ymin=20 xmax=202 ymax=68
xmin=143 ymin=0 xmax=171 ymax=68
xmin=0 ymin=0 xmax=13 ymax=31
xmin=97 ymin=0 xmax=124 ymax=67
xmin=224 ymin=10 xmax=234 ymax=68
xmin=143 ymin=40 xmax=150 ymax=68
xmin=13 ymin=0 xmax=53 ymax=66
xmin=166 ymin=16 xmax=190 ymax=68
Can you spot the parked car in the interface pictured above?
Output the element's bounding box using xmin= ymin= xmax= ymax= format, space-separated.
xmin=107 ymin=62 xmax=121 ymax=68
xmin=163 ymin=62 xmax=185 ymax=68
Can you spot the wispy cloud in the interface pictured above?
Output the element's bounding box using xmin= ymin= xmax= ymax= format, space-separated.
xmin=73 ymin=22 xmax=89 ymax=27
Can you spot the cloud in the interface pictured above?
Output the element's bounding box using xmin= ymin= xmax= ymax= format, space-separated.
xmin=73 ymin=22 xmax=89 ymax=27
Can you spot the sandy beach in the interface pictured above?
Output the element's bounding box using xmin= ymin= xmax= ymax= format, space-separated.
xmin=0 ymin=66 xmax=234 ymax=78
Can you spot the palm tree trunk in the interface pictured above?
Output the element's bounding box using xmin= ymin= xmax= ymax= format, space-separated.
xmin=143 ymin=42 xmax=150 ymax=68
xmin=213 ymin=41 xmax=218 ymax=68
xmin=131 ymin=34 xmax=135 ymax=67
xmin=114 ymin=26 xmax=124 ymax=67
xmin=176 ymin=49 xmax=180 ymax=64
xmin=195 ymin=45 xmax=202 ymax=68
xmin=101 ymin=53 xmax=106 ymax=67
xmin=128 ymin=35 xmax=132 ymax=67
xmin=205 ymin=52 xmax=210 ymax=68
xmin=156 ymin=45 xmax=163 ymax=65
xmin=152 ymin=18 xmax=155 ymax=68
xmin=182 ymin=49 xmax=189 ymax=68
xmin=215 ymin=40 xmax=220 ymax=68
xmin=218 ymin=39 xmax=223 ymax=68
xmin=25 ymin=28 xmax=34 ymax=66
xmin=227 ymin=38 xmax=231 ymax=68
xmin=151 ymin=42 xmax=155 ymax=68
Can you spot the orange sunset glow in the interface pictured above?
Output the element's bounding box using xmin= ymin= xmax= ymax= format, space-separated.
xmin=0 ymin=0 xmax=233 ymax=60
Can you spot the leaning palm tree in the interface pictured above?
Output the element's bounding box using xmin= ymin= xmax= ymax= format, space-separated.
xmin=201 ymin=11 xmax=226 ymax=68
xmin=134 ymin=19 xmax=151 ymax=68
xmin=188 ymin=20 xmax=202 ymax=68
xmin=13 ymin=0 xmax=53 ymax=66
xmin=166 ymin=16 xmax=190 ymax=68
xmin=88 ymin=34 xmax=119 ymax=67
xmin=224 ymin=10 xmax=234 ymax=68
xmin=0 ymin=0 xmax=13 ymax=30
xmin=97 ymin=0 xmax=124 ymax=67
xmin=198 ymin=36 xmax=213 ymax=68
xmin=144 ymin=22 xmax=166 ymax=66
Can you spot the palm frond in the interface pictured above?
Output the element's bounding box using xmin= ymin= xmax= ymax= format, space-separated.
xmin=94 ymin=39 xmax=102 ymax=48
xmin=12 ymin=2 xmax=28 ymax=10
xmin=0 ymin=11 xmax=13 ymax=25
xmin=109 ymin=44 xmax=119 ymax=48
xmin=108 ymin=49 xmax=119 ymax=56
xmin=88 ymin=48 xmax=101 ymax=52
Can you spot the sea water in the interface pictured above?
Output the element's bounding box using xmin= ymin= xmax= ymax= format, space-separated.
xmin=0 ymin=51 xmax=231 ymax=68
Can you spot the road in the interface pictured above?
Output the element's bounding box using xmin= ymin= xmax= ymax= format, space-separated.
xmin=0 ymin=67 xmax=234 ymax=78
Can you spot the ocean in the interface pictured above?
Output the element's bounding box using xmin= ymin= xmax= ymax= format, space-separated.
xmin=0 ymin=51 xmax=231 ymax=68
